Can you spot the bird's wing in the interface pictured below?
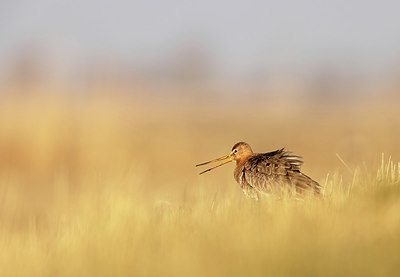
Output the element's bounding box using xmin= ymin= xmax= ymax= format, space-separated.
xmin=241 ymin=149 xmax=320 ymax=193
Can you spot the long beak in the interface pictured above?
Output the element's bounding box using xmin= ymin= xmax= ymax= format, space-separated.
xmin=196 ymin=154 xmax=233 ymax=175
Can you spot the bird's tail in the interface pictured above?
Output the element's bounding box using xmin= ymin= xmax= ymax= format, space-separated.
xmin=292 ymin=172 xmax=322 ymax=195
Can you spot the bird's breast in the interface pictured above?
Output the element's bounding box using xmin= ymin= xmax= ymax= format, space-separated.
xmin=233 ymin=166 xmax=242 ymax=184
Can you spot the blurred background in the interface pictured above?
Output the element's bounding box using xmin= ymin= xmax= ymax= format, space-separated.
xmin=1 ymin=1 xmax=400 ymax=276
xmin=0 ymin=0 xmax=400 ymax=206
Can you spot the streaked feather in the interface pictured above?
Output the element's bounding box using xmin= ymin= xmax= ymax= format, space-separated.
xmin=235 ymin=148 xmax=321 ymax=197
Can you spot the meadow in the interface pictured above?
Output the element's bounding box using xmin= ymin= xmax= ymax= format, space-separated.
xmin=0 ymin=85 xmax=399 ymax=276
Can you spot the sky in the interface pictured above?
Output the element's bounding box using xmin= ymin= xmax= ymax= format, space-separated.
xmin=1 ymin=0 xmax=400 ymax=78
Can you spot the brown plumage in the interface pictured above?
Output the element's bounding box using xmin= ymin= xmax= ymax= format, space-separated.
xmin=196 ymin=142 xmax=321 ymax=199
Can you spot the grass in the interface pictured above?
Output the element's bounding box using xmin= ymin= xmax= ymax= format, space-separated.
xmin=0 ymin=88 xmax=399 ymax=276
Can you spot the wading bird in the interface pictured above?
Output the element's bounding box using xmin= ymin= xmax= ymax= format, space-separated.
xmin=196 ymin=142 xmax=321 ymax=199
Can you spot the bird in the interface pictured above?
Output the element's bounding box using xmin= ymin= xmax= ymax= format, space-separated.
xmin=196 ymin=142 xmax=321 ymax=199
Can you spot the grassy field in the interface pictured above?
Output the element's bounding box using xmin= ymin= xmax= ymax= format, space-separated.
xmin=0 ymin=86 xmax=399 ymax=276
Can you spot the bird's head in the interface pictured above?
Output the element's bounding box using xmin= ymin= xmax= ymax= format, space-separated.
xmin=230 ymin=142 xmax=253 ymax=162
xmin=196 ymin=142 xmax=253 ymax=174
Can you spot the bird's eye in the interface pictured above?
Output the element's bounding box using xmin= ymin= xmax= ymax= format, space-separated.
xmin=233 ymin=149 xmax=238 ymax=153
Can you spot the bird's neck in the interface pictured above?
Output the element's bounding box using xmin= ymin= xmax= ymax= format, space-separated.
xmin=235 ymin=153 xmax=253 ymax=167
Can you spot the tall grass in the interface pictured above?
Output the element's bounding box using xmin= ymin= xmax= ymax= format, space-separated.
xmin=0 ymin=88 xmax=399 ymax=276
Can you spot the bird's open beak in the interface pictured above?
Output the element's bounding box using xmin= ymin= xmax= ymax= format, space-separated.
xmin=196 ymin=154 xmax=233 ymax=175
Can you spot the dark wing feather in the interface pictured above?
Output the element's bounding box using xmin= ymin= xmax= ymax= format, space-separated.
xmin=241 ymin=149 xmax=321 ymax=195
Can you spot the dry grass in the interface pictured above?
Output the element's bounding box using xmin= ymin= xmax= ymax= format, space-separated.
xmin=0 ymin=86 xmax=399 ymax=276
